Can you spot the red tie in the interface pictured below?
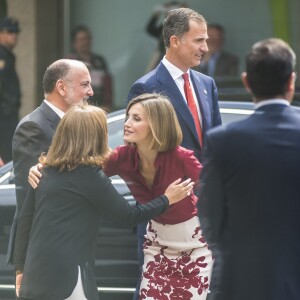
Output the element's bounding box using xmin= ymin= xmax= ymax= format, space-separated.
xmin=182 ymin=73 xmax=203 ymax=147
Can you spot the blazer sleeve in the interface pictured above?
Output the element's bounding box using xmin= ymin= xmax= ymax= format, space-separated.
xmin=12 ymin=121 xmax=49 ymax=208
xmin=211 ymin=79 xmax=222 ymax=127
xmin=197 ymin=133 xmax=225 ymax=252
xmin=89 ymin=168 xmax=169 ymax=226
xmin=13 ymin=187 xmax=36 ymax=271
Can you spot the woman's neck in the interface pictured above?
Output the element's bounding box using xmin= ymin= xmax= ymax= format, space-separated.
xmin=136 ymin=144 xmax=157 ymax=166
xmin=136 ymin=144 xmax=158 ymax=188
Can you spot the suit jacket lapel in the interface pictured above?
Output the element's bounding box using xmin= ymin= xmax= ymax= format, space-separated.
xmin=39 ymin=101 xmax=61 ymax=131
xmin=156 ymin=63 xmax=200 ymax=144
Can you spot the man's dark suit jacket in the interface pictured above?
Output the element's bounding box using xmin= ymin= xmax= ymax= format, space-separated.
xmin=6 ymin=101 xmax=60 ymax=264
xmin=127 ymin=61 xmax=222 ymax=162
xmin=13 ymin=166 xmax=169 ymax=300
xmin=198 ymin=103 xmax=300 ymax=300
xmin=199 ymin=51 xmax=239 ymax=78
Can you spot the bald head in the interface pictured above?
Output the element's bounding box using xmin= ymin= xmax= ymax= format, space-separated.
xmin=43 ymin=59 xmax=88 ymax=94
xmin=43 ymin=59 xmax=93 ymax=112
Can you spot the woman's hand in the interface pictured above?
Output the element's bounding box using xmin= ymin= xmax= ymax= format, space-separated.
xmin=28 ymin=163 xmax=43 ymax=189
xmin=164 ymin=178 xmax=194 ymax=204
xmin=16 ymin=272 xmax=23 ymax=297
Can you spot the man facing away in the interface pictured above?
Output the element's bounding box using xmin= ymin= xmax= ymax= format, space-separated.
xmin=198 ymin=38 xmax=299 ymax=300
xmin=7 ymin=59 xmax=93 ymax=265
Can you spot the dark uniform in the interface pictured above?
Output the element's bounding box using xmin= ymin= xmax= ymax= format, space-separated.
xmin=0 ymin=17 xmax=21 ymax=163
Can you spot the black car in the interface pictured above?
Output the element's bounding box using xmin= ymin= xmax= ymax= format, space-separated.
xmin=0 ymin=101 xmax=256 ymax=299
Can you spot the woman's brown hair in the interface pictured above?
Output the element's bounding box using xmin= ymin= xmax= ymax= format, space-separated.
xmin=126 ymin=93 xmax=183 ymax=152
xmin=40 ymin=104 xmax=110 ymax=170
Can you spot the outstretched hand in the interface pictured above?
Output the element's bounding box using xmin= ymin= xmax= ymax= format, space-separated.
xmin=164 ymin=178 xmax=194 ymax=205
xmin=28 ymin=163 xmax=43 ymax=189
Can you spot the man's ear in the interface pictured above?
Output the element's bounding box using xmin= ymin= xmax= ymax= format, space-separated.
xmin=286 ymin=72 xmax=296 ymax=102
xmin=56 ymin=79 xmax=67 ymax=96
xmin=241 ymin=72 xmax=251 ymax=93
xmin=170 ymin=35 xmax=180 ymax=49
xmin=287 ymin=72 xmax=296 ymax=91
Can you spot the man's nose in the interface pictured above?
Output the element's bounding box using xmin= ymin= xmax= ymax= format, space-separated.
xmin=88 ymin=85 xmax=94 ymax=96
xmin=202 ymin=42 xmax=209 ymax=53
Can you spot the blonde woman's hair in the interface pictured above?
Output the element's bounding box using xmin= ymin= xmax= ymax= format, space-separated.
xmin=126 ymin=93 xmax=183 ymax=152
xmin=40 ymin=104 xmax=110 ymax=171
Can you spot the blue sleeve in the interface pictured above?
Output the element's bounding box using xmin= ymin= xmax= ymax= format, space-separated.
xmin=127 ymin=82 xmax=152 ymax=106
xmin=197 ymin=132 xmax=225 ymax=251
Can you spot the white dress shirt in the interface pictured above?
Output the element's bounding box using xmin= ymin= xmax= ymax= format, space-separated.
xmin=44 ymin=99 xmax=65 ymax=119
xmin=162 ymin=57 xmax=203 ymax=126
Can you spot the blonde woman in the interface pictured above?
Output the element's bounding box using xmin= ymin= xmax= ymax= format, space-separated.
xmin=14 ymin=104 xmax=193 ymax=300
xmin=105 ymin=93 xmax=213 ymax=299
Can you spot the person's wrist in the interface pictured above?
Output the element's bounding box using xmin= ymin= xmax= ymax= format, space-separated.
xmin=16 ymin=270 xmax=22 ymax=275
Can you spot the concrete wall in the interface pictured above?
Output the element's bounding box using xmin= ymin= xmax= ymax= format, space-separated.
xmin=7 ymin=0 xmax=37 ymax=117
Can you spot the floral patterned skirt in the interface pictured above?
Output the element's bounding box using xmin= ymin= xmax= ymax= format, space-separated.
xmin=139 ymin=216 xmax=213 ymax=300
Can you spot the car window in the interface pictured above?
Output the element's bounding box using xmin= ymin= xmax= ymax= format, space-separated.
xmin=222 ymin=112 xmax=249 ymax=125
xmin=107 ymin=108 xmax=255 ymax=149
xmin=108 ymin=114 xmax=125 ymax=149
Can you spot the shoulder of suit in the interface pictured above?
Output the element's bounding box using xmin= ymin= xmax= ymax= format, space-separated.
xmin=190 ymin=68 xmax=212 ymax=79
xmin=16 ymin=103 xmax=56 ymax=129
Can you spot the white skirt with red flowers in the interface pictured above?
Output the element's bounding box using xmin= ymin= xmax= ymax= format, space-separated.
xmin=139 ymin=216 xmax=213 ymax=300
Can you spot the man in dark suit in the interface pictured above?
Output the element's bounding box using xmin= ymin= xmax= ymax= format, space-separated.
xmin=7 ymin=59 xmax=93 ymax=265
xmin=127 ymin=7 xmax=222 ymax=163
xmin=127 ymin=8 xmax=222 ymax=299
xmin=198 ymin=38 xmax=299 ymax=300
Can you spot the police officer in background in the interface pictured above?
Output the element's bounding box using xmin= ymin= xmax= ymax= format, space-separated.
xmin=0 ymin=17 xmax=21 ymax=164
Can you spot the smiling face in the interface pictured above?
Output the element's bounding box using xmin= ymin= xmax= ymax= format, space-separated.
xmin=124 ymin=103 xmax=152 ymax=146
xmin=64 ymin=64 xmax=94 ymax=106
xmin=166 ymin=20 xmax=209 ymax=72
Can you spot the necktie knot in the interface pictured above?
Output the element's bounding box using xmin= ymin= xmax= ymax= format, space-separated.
xmin=182 ymin=73 xmax=189 ymax=82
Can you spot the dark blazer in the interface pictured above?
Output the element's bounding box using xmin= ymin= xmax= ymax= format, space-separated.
xmin=198 ymin=103 xmax=300 ymax=300
xmin=7 ymin=101 xmax=60 ymax=264
xmin=127 ymin=62 xmax=222 ymax=162
xmin=214 ymin=51 xmax=239 ymax=77
xmin=198 ymin=51 xmax=239 ymax=78
xmin=14 ymin=165 xmax=169 ymax=300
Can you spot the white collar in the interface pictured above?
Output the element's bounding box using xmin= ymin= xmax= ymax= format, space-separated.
xmin=43 ymin=99 xmax=65 ymax=119
xmin=162 ymin=56 xmax=189 ymax=81
xmin=255 ymin=99 xmax=290 ymax=109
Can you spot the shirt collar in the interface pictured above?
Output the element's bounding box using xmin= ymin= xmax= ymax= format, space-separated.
xmin=255 ymin=99 xmax=290 ymax=109
xmin=44 ymin=99 xmax=65 ymax=119
xmin=162 ymin=56 xmax=189 ymax=81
